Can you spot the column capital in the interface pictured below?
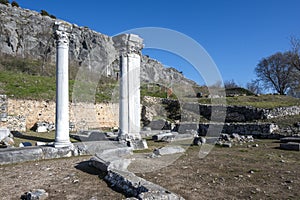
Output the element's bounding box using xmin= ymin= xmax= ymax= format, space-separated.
xmin=53 ymin=21 xmax=72 ymax=47
xmin=113 ymin=34 xmax=144 ymax=56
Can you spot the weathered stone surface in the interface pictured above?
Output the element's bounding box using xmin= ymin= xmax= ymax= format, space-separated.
xmin=2 ymin=136 xmax=14 ymax=146
xmin=280 ymin=137 xmax=300 ymax=143
xmin=152 ymin=132 xmax=176 ymax=142
xmin=193 ymin=136 xmax=206 ymax=146
xmin=21 ymin=189 xmax=48 ymax=200
xmin=0 ymin=146 xmax=43 ymax=165
xmin=153 ymin=146 xmax=185 ymax=156
xmin=147 ymin=119 xmax=171 ymax=130
xmin=0 ymin=95 xmax=7 ymax=122
xmin=280 ymin=142 xmax=300 ymax=151
xmin=0 ymin=4 xmax=194 ymax=88
xmin=106 ymin=169 xmax=185 ymax=200
xmin=199 ymin=122 xmax=279 ymax=136
xmin=71 ymin=130 xmax=108 ymax=141
xmin=0 ymin=127 xmax=10 ymax=141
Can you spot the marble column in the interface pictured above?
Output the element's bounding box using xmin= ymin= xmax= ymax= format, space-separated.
xmin=119 ymin=53 xmax=141 ymax=140
xmin=53 ymin=22 xmax=72 ymax=147
xmin=113 ymin=34 xmax=147 ymax=149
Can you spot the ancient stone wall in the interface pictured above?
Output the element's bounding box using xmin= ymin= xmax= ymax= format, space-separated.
xmin=0 ymin=95 xmax=7 ymax=121
xmin=6 ymin=98 xmax=119 ymax=131
xmin=143 ymin=96 xmax=300 ymax=123
xmin=198 ymin=122 xmax=279 ymax=136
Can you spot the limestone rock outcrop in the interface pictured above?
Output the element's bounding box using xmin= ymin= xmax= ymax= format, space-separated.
xmin=0 ymin=3 xmax=196 ymax=86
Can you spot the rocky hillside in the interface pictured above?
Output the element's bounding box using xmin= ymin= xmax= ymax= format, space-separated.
xmin=0 ymin=3 xmax=196 ymax=87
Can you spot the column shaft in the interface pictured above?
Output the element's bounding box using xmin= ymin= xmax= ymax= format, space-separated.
xmin=54 ymin=28 xmax=71 ymax=147
xmin=119 ymin=55 xmax=129 ymax=137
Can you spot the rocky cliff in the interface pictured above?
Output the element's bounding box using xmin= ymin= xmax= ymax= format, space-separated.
xmin=0 ymin=3 xmax=196 ymax=86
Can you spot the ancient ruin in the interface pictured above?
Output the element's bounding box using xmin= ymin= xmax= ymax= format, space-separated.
xmin=112 ymin=34 xmax=148 ymax=149
xmin=53 ymin=22 xmax=72 ymax=148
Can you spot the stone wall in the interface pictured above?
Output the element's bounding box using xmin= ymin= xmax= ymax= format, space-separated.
xmin=0 ymin=95 xmax=7 ymax=122
xmin=198 ymin=122 xmax=279 ymax=136
xmin=143 ymin=96 xmax=300 ymax=123
xmin=265 ymin=106 xmax=300 ymax=119
xmin=6 ymin=98 xmax=119 ymax=131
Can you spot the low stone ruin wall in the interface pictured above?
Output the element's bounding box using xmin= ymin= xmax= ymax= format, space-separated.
xmin=265 ymin=106 xmax=300 ymax=119
xmin=198 ymin=122 xmax=279 ymax=136
xmin=145 ymin=96 xmax=300 ymax=123
xmin=0 ymin=95 xmax=7 ymax=122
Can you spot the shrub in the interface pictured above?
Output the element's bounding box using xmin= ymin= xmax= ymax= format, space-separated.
xmin=40 ymin=10 xmax=50 ymax=17
xmin=0 ymin=0 xmax=9 ymax=6
xmin=11 ymin=1 xmax=19 ymax=7
xmin=49 ymin=14 xmax=56 ymax=19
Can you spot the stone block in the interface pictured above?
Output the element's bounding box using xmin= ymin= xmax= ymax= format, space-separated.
xmin=129 ymin=139 xmax=148 ymax=150
xmin=153 ymin=146 xmax=185 ymax=156
xmin=0 ymin=127 xmax=10 ymax=141
xmin=21 ymin=189 xmax=48 ymax=200
xmin=152 ymin=132 xmax=176 ymax=141
xmin=0 ymin=147 xmax=43 ymax=165
xmin=280 ymin=137 xmax=300 ymax=143
xmin=280 ymin=142 xmax=300 ymax=151
xmin=148 ymin=119 xmax=170 ymax=130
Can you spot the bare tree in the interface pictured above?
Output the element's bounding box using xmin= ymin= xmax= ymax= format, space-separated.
xmin=289 ymin=37 xmax=300 ymax=72
xmin=255 ymin=52 xmax=295 ymax=95
xmin=246 ymin=79 xmax=262 ymax=94
xmin=224 ymin=79 xmax=239 ymax=89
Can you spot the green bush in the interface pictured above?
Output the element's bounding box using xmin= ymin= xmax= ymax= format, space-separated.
xmin=40 ymin=10 xmax=50 ymax=16
xmin=0 ymin=0 xmax=9 ymax=6
xmin=11 ymin=1 xmax=19 ymax=7
xmin=50 ymin=14 xmax=56 ymax=19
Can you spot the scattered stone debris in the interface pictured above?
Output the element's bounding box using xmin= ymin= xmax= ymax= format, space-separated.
xmin=193 ymin=133 xmax=254 ymax=148
xmin=153 ymin=146 xmax=186 ymax=156
xmin=193 ymin=136 xmax=206 ymax=146
xmin=20 ymin=189 xmax=48 ymax=200
xmin=31 ymin=122 xmax=55 ymax=133
xmin=0 ymin=127 xmax=14 ymax=148
xmin=217 ymin=133 xmax=254 ymax=147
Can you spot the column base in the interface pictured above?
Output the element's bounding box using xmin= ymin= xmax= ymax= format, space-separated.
xmin=118 ymin=135 xmax=148 ymax=150
xmin=54 ymin=141 xmax=73 ymax=148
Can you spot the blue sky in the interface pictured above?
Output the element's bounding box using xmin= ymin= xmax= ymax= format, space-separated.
xmin=16 ymin=0 xmax=300 ymax=87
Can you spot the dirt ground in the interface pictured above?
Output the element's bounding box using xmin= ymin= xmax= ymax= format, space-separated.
xmin=0 ymin=139 xmax=299 ymax=200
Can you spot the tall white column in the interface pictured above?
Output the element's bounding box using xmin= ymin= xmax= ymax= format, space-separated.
xmin=119 ymin=55 xmax=129 ymax=136
xmin=54 ymin=22 xmax=71 ymax=147
xmin=115 ymin=34 xmax=143 ymax=142
xmin=127 ymin=53 xmax=141 ymax=139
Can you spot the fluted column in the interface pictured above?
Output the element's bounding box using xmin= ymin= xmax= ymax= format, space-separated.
xmin=53 ymin=22 xmax=71 ymax=147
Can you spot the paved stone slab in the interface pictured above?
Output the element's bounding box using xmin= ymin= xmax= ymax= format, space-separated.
xmin=280 ymin=142 xmax=300 ymax=151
